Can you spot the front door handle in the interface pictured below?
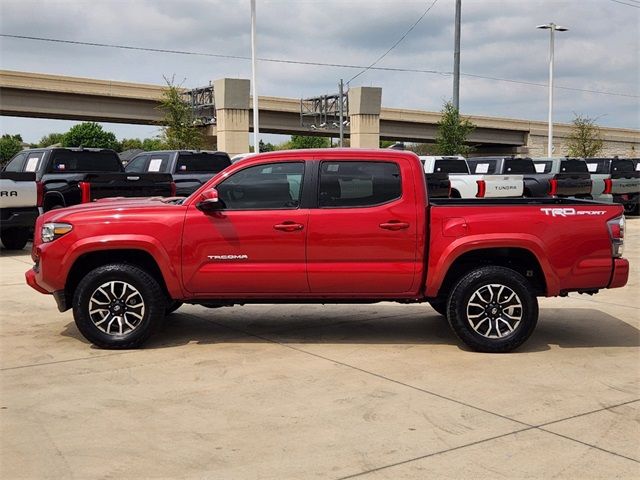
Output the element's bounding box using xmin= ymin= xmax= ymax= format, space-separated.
xmin=274 ymin=221 xmax=304 ymax=232
xmin=379 ymin=221 xmax=410 ymax=231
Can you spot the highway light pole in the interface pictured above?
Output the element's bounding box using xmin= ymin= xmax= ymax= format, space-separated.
xmin=453 ymin=0 xmax=461 ymax=111
xmin=537 ymin=22 xmax=568 ymax=157
xmin=251 ymin=0 xmax=260 ymax=151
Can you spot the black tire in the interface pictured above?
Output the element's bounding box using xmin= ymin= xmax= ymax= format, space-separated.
xmin=428 ymin=299 xmax=448 ymax=317
xmin=1 ymin=228 xmax=29 ymax=250
xmin=72 ymin=263 xmax=166 ymax=349
xmin=165 ymin=300 xmax=183 ymax=314
xmin=447 ymin=266 xmax=538 ymax=353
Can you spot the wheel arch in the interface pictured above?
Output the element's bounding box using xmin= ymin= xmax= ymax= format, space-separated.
xmin=431 ymin=246 xmax=548 ymax=300
xmin=65 ymin=249 xmax=175 ymax=311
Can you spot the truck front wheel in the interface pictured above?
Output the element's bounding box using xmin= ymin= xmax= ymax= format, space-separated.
xmin=447 ymin=266 xmax=538 ymax=353
xmin=72 ymin=264 xmax=166 ymax=349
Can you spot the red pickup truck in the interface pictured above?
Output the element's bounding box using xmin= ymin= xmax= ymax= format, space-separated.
xmin=26 ymin=149 xmax=629 ymax=353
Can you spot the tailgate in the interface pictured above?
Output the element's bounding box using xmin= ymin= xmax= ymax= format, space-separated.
xmin=481 ymin=175 xmax=523 ymax=197
xmin=425 ymin=173 xmax=450 ymax=198
xmin=0 ymin=172 xmax=37 ymax=208
xmin=85 ymin=173 xmax=174 ymax=199
xmin=173 ymin=173 xmax=214 ymax=196
xmin=611 ymin=174 xmax=640 ymax=195
xmin=555 ymin=173 xmax=592 ymax=197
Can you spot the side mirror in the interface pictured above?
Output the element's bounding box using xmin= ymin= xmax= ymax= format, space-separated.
xmin=196 ymin=188 xmax=225 ymax=212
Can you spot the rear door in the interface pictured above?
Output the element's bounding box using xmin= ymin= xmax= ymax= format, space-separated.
xmin=306 ymin=158 xmax=419 ymax=294
xmin=182 ymin=160 xmax=309 ymax=294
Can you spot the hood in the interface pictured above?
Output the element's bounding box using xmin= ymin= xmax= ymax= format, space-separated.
xmin=41 ymin=197 xmax=184 ymax=222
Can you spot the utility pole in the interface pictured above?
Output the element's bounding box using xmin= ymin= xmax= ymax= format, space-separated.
xmin=338 ymin=79 xmax=344 ymax=147
xmin=453 ymin=0 xmax=461 ymax=111
xmin=537 ymin=23 xmax=568 ymax=156
xmin=250 ymin=0 xmax=259 ymax=151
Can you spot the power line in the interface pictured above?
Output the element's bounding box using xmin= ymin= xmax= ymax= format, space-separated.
xmin=608 ymin=0 xmax=640 ymax=8
xmin=1 ymin=33 xmax=638 ymax=99
xmin=347 ymin=0 xmax=440 ymax=84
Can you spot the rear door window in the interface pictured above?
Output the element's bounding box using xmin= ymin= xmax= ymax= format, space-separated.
xmin=585 ymin=159 xmax=608 ymax=174
xmin=175 ymin=153 xmax=231 ymax=173
xmin=318 ymin=161 xmax=401 ymax=208
xmin=471 ymin=161 xmax=495 ymax=174
xmin=534 ymin=161 xmax=552 ymax=173
xmin=125 ymin=155 xmax=149 ymax=173
xmin=146 ymin=154 xmax=171 ymax=173
xmin=24 ymin=152 xmax=43 ymax=172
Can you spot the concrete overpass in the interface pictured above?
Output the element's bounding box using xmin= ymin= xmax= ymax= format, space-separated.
xmin=1 ymin=70 xmax=638 ymax=157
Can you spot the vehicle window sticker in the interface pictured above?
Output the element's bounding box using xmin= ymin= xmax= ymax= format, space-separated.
xmin=534 ymin=163 xmax=546 ymax=173
xmin=148 ymin=158 xmax=163 ymax=172
xmin=587 ymin=163 xmax=598 ymax=173
xmin=25 ymin=156 xmax=40 ymax=172
xmin=636 ymin=163 xmax=640 ymax=172
xmin=475 ymin=163 xmax=489 ymax=174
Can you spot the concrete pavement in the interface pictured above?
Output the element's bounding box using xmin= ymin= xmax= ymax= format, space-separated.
xmin=1 ymin=220 xmax=638 ymax=479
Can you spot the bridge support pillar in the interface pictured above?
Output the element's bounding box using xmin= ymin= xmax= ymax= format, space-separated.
xmin=348 ymin=87 xmax=382 ymax=148
xmin=213 ymin=78 xmax=250 ymax=156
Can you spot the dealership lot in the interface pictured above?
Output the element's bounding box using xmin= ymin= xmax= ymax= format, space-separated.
xmin=0 ymin=220 xmax=638 ymax=479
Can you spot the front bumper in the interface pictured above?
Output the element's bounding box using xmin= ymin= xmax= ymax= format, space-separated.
xmin=25 ymin=268 xmax=49 ymax=294
xmin=609 ymin=258 xmax=629 ymax=289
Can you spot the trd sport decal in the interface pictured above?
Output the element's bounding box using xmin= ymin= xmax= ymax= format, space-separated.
xmin=540 ymin=208 xmax=606 ymax=217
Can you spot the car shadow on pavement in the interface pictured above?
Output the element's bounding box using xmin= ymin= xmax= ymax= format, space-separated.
xmin=58 ymin=306 xmax=640 ymax=352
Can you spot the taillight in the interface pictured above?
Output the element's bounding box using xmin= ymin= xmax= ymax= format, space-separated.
xmin=79 ymin=181 xmax=91 ymax=203
xmin=607 ymin=215 xmax=625 ymax=258
xmin=603 ymin=178 xmax=612 ymax=195
xmin=476 ymin=180 xmax=486 ymax=198
xmin=36 ymin=181 xmax=43 ymax=207
xmin=548 ymin=178 xmax=558 ymax=196
xmin=170 ymin=181 xmax=177 ymax=197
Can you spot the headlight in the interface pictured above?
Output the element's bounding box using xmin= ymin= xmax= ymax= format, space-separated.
xmin=41 ymin=223 xmax=73 ymax=243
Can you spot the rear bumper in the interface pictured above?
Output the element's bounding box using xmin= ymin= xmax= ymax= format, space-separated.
xmin=0 ymin=208 xmax=39 ymax=231
xmin=609 ymin=258 xmax=629 ymax=289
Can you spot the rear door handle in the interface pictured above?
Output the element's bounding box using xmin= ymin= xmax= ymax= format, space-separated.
xmin=379 ymin=221 xmax=410 ymax=231
xmin=274 ymin=222 xmax=304 ymax=232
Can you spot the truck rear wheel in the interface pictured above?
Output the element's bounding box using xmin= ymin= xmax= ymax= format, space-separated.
xmin=72 ymin=264 xmax=166 ymax=349
xmin=1 ymin=228 xmax=29 ymax=250
xmin=446 ymin=266 xmax=538 ymax=353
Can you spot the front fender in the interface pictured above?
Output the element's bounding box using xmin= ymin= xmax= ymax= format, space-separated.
xmin=425 ymin=233 xmax=558 ymax=297
xmin=61 ymin=234 xmax=184 ymax=298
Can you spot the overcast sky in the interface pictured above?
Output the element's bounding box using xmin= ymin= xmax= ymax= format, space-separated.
xmin=1 ymin=0 xmax=639 ymax=144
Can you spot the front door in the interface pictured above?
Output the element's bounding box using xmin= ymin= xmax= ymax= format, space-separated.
xmin=306 ymin=159 xmax=419 ymax=294
xmin=182 ymin=161 xmax=309 ymax=295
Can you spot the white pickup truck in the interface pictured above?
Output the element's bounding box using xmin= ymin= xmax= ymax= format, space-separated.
xmin=0 ymin=171 xmax=39 ymax=249
xmin=420 ymin=156 xmax=524 ymax=198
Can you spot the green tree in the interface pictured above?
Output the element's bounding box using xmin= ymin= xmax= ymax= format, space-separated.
xmin=435 ymin=101 xmax=475 ymax=156
xmin=0 ymin=134 xmax=24 ymax=164
xmin=142 ymin=138 xmax=166 ymax=151
xmin=288 ymin=135 xmax=330 ymax=149
xmin=259 ymin=140 xmax=276 ymax=152
xmin=158 ymin=78 xmax=203 ymax=150
xmin=566 ymin=114 xmax=604 ymax=157
xmin=119 ymin=138 xmax=143 ymax=151
xmin=37 ymin=132 xmax=64 ymax=147
xmin=407 ymin=143 xmax=436 ymax=156
xmin=62 ymin=122 xmax=119 ymax=150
